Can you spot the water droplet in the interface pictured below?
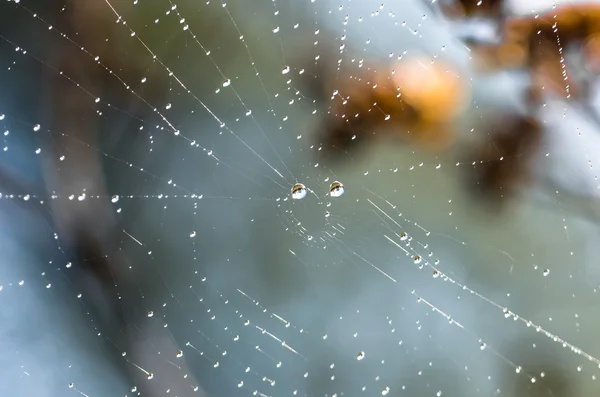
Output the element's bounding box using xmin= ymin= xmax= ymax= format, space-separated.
xmin=357 ymin=351 xmax=365 ymax=360
xmin=147 ymin=311 xmax=154 ymax=318
xmin=190 ymin=231 xmax=197 ymax=238
xmin=272 ymin=26 xmax=280 ymax=33
xmin=147 ymin=373 xmax=154 ymax=380
xmin=68 ymin=383 xmax=74 ymax=388
xmin=111 ymin=195 xmax=119 ymax=203
xmin=282 ymin=65 xmax=290 ymax=74
xmin=329 ymin=181 xmax=345 ymax=197
xmin=291 ymin=183 xmax=307 ymax=200
xmin=382 ymin=386 xmax=390 ymax=395
xmin=165 ymin=103 xmax=172 ymax=110
xmin=0 ymin=114 xmax=4 ymax=120
xmin=237 ymin=381 xmax=244 ymax=388
xmin=176 ymin=350 xmax=183 ymax=358
xmin=543 ymin=269 xmax=550 ymax=276
xmin=33 ymin=124 xmax=41 ymax=131
xmin=413 ymin=255 xmax=422 ymax=264
xmin=223 ymin=79 xmax=231 ymax=87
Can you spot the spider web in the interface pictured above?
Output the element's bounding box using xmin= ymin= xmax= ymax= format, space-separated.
xmin=0 ymin=0 xmax=599 ymax=396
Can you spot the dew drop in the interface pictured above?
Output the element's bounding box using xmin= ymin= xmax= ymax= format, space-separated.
xmin=291 ymin=183 xmax=307 ymax=200
xmin=190 ymin=231 xmax=197 ymax=238
xmin=147 ymin=311 xmax=154 ymax=318
xmin=357 ymin=351 xmax=365 ymax=360
xmin=329 ymin=181 xmax=345 ymax=197
xmin=111 ymin=195 xmax=119 ymax=203
xmin=176 ymin=350 xmax=183 ymax=358
xmin=282 ymin=65 xmax=290 ymax=74
xmin=223 ymin=79 xmax=231 ymax=87
xmin=33 ymin=124 xmax=41 ymax=131
xmin=382 ymin=386 xmax=390 ymax=395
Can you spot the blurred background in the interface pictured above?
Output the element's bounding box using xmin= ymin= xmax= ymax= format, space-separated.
xmin=2 ymin=0 xmax=600 ymax=396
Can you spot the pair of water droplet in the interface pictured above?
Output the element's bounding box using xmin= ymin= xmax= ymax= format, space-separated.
xmin=291 ymin=182 xmax=344 ymax=200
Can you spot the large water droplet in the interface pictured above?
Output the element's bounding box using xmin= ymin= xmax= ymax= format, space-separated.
xmin=329 ymin=181 xmax=345 ymax=197
xmin=291 ymin=183 xmax=307 ymax=200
